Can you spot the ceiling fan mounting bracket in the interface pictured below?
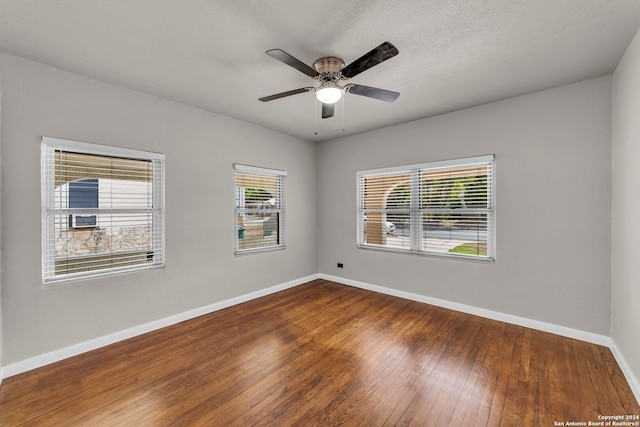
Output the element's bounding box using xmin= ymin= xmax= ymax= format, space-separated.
xmin=312 ymin=56 xmax=345 ymax=74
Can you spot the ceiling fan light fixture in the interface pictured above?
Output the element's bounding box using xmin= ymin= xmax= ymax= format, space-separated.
xmin=315 ymin=85 xmax=343 ymax=104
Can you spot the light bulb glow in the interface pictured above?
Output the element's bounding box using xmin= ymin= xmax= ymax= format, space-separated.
xmin=316 ymin=85 xmax=343 ymax=104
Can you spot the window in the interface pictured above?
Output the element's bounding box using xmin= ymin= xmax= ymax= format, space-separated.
xmin=41 ymin=137 xmax=165 ymax=284
xmin=357 ymin=155 xmax=495 ymax=261
xmin=234 ymin=164 xmax=286 ymax=254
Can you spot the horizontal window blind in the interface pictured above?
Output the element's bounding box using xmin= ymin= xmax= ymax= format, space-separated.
xmin=357 ymin=155 xmax=495 ymax=260
xmin=234 ymin=164 xmax=286 ymax=254
xmin=42 ymin=137 xmax=165 ymax=284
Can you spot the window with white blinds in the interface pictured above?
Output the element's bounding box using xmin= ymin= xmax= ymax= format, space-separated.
xmin=41 ymin=137 xmax=165 ymax=284
xmin=234 ymin=164 xmax=286 ymax=254
xmin=357 ymin=155 xmax=495 ymax=261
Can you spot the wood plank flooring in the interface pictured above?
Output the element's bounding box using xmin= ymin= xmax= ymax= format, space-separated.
xmin=1 ymin=279 xmax=638 ymax=426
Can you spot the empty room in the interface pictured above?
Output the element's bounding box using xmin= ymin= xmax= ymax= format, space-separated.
xmin=1 ymin=1 xmax=640 ymax=425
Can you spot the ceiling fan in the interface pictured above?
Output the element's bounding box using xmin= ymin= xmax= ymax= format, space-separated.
xmin=259 ymin=42 xmax=400 ymax=119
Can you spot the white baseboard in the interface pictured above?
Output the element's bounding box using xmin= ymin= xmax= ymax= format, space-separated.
xmin=2 ymin=272 xmax=639 ymax=407
xmin=1 ymin=274 xmax=320 ymax=379
xmin=319 ymin=273 xmax=639 ymax=404
xmin=608 ymin=340 xmax=640 ymax=405
xmin=319 ymin=274 xmax=610 ymax=345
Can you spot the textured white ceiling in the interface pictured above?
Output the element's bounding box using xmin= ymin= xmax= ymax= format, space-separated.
xmin=1 ymin=0 xmax=639 ymax=142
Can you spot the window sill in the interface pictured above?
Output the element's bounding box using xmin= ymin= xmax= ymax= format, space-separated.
xmin=357 ymin=243 xmax=495 ymax=263
xmin=234 ymin=245 xmax=286 ymax=256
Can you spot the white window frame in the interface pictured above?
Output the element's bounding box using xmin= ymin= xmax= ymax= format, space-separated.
xmin=357 ymin=155 xmax=495 ymax=261
xmin=234 ymin=164 xmax=286 ymax=255
xmin=41 ymin=137 xmax=165 ymax=284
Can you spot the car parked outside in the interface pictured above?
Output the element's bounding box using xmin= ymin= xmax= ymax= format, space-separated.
xmin=364 ymin=216 xmax=396 ymax=234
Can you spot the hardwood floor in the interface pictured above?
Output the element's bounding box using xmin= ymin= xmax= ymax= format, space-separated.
xmin=1 ymin=279 xmax=638 ymax=426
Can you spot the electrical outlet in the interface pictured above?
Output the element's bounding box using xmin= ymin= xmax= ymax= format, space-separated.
xmin=337 ymin=263 xmax=344 ymax=268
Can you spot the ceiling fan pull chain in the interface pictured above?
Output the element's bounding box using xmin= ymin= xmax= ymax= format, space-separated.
xmin=315 ymin=99 xmax=319 ymax=136
xmin=341 ymin=96 xmax=345 ymax=131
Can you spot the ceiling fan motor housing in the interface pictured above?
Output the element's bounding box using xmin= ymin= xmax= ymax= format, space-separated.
xmin=313 ymin=56 xmax=346 ymax=81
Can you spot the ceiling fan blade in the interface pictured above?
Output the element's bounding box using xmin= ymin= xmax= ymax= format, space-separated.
xmin=259 ymin=87 xmax=313 ymax=102
xmin=266 ymin=49 xmax=319 ymax=78
xmin=321 ymin=103 xmax=334 ymax=119
xmin=347 ymin=84 xmax=400 ymax=102
xmin=341 ymin=42 xmax=399 ymax=79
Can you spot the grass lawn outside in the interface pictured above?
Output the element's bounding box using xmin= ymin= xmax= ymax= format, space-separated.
xmin=449 ymin=242 xmax=487 ymax=256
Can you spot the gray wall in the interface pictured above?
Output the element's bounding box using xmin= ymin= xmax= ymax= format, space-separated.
xmin=0 ymin=54 xmax=317 ymax=364
xmin=0 ymin=67 xmax=3 ymax=376
xmin=612 ymin=28 xmax=640 ymax=389
xmin=0 ymin=52 xmax=623 ymax=373
xmin=317 ymin=76 xmax=612 ymax=335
